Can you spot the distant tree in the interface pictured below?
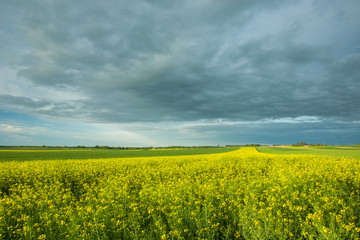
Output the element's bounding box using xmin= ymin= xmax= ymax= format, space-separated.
xmin=244 ymin=144 xmax=261 ymax=147
xmin=293 ymin=142 xmax=308 ymax=146
xmin=310 ymin=143 xmax=326 ymax=146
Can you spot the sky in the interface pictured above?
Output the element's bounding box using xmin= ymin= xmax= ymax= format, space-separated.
xmin=1 ymin=0 xmax=360 ymax=147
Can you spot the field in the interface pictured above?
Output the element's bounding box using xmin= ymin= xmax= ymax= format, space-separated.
xmin=0 ymin=147 xmax=238 ymax=162
xmin=258 ymin=145 xmax=360 ymax=157
xmin=1 ymin=147 xmax=360 ymax=239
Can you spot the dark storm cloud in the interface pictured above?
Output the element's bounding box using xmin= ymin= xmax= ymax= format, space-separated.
xmin=1 ymin=0 xmax=360 ymax=123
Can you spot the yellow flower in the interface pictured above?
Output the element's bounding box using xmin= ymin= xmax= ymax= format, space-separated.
xmin=38 ymin=234 xmax=47 ymax=240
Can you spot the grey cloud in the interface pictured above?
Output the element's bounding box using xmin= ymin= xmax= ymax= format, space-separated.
xmin=177 ymin=118 xmax=360 ymax=145
xmin=0 ymin=94 xmax=89 ymax=121
xmin=1 ymin=0 xmax=359 ymax=124
xmin=0 ymin=95 xmax=51 ymax=109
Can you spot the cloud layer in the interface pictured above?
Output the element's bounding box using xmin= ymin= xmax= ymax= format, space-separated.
xmin=1 ymin=0 xmax=359 ymax=145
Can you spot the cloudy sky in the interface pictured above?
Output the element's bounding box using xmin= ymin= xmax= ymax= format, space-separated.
xmin=1 ymin=0 xmax=359 ymax=146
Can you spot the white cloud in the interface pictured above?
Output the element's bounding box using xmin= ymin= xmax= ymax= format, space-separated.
xmin=0 ymin=124 xmax=24 ymax=133
xmin=263 ymin=116 xmax=321 ymax=124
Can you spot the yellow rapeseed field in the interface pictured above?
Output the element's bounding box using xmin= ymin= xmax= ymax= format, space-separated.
xmin=0 ymin=148 xmax=359 ymax=239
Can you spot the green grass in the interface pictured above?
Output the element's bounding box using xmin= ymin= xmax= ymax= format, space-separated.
xmin=257 ymin=145 xmax=360 ymax=157
xmin=0 ymin=147 xmax=239 ymax=162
